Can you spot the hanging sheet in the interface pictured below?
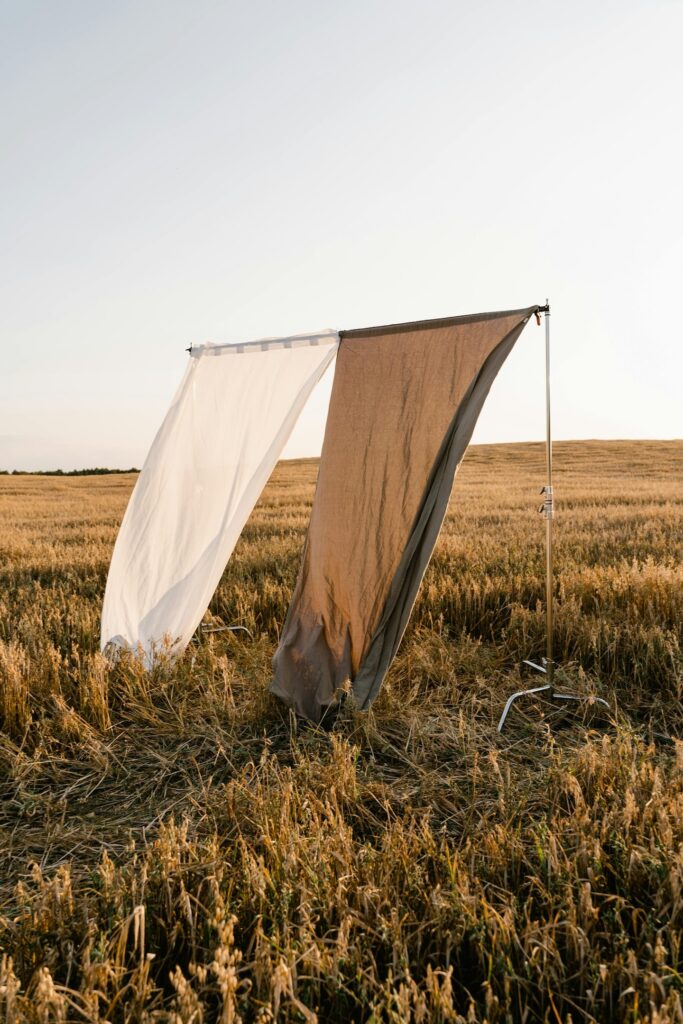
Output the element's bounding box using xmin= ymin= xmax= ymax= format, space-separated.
xmin=271 ymin=308 xmax=539 ymax=722
xmin=101 ymin=331 xmax=339 ymax=663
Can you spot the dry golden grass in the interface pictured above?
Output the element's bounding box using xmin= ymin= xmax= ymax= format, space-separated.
xmin=0 ymin=440 xmax=682 ymax=1023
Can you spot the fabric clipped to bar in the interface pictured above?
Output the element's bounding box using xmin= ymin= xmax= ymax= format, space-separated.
xmin=271 ymin=307 xmax=540 ymax=722
xmin=101 ymin=331 xmax=339 ymax=664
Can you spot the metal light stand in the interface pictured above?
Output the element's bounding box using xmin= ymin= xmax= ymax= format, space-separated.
xmin=497 ymin=301 xmax=609 ymax=732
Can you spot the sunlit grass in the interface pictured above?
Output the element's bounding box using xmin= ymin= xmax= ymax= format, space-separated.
xmin=1 ymin=440 xmax=682 ymax=1022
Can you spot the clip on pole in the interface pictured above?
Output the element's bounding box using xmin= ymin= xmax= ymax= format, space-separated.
xmin=497 ymin=301 xmax=610 ymax=732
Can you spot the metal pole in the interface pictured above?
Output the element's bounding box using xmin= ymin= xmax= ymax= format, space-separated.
xmin=497 ymin=299 xmax=611 ymax=731
xmin=543 ymin=301 xmax=554 ymax=696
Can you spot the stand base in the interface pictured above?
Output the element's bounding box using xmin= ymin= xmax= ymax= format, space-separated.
xmin=198 ymin=623 xmax=254 ymax=639
xmin=497 ymin=660 xmax=611 ymax=733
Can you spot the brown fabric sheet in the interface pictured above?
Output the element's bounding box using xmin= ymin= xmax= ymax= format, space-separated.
xmin=271 ymin=307 xmax=539 ymax=722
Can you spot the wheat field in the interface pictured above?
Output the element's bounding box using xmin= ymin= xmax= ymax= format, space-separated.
xmin=1 ymin=440 xmax=682 ymax=1023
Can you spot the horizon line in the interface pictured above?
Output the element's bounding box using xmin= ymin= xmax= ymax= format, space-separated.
xmin=3 ymin=438 xmax=681 ymax=476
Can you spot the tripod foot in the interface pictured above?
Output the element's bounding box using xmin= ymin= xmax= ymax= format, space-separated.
xmin=497 ymin=672 xmax=611 ymax=733
xmin=497 ymin=683 xmax=552 ymax=732
xmin=198 ymin=623 xmax=254 ymax=639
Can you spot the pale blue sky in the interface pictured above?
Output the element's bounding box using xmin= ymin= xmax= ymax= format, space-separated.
xmin=2 ymin=0 xmax=681 ymax=470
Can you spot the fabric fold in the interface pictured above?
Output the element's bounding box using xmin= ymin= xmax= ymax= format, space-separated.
xmin=271 ymin=308 xmax=539 ymax=722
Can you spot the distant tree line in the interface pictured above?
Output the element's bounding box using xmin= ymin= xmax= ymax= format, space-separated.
xmin=0 ymin=468 xmax=140 ymax=476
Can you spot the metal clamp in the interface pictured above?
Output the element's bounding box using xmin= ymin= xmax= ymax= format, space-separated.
xmin=538 ymin=485 xmax=554 ymax=520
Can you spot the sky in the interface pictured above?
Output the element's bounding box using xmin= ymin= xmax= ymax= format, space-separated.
xmin=2 ymin=0 xmax=681 ymax=470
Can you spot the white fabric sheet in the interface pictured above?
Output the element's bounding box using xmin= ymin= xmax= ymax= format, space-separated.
xmin=101 ymin=331 xmax=339 ymax=662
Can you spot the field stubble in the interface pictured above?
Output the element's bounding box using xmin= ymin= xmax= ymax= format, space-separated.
xmin=0 ymin=440 xmax=682 ymax=1022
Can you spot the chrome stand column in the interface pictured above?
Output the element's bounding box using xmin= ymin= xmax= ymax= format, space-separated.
xmin=497 ymin=301 xmax=609 ymax=732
